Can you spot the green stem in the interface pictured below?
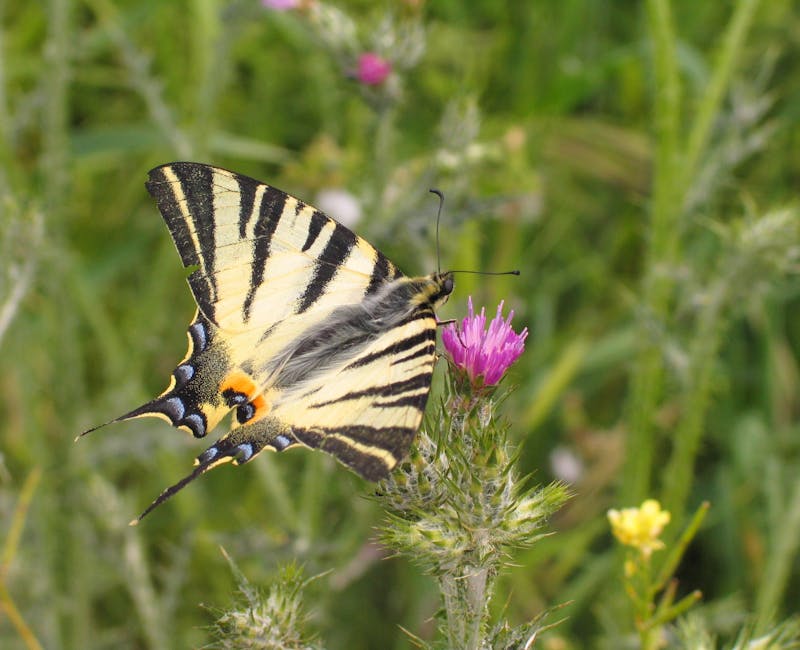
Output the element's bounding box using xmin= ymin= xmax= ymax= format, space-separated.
xmin=655 ymin=501 xmax=709 ymax=590
xmin=640 ymin=625 xmax=661 ymax=650
xmin=42 ymin=0 xmax=71 ymax=209
xmin=0 ymin=468 xmax=43 ymax=650
xmin=123 ymin=528 xmax=171 ymax=650
xmin=623 ymin=0 xmax=762 ymax=507
xmin=651 ymin=590 xmax=702 ymax=628
xmin=622 ymin=0 xmax=682 ymax=504
xmin=190 ymin=0 xmax=223 ymax=158
xmin=0 ymin=210 xmax=41 ymax=348
xmin=371 ymin=103 xmax=396 ymax=220
xmin=439 ymin=564 xmax=488 ymax=650
xmin=439 ymin=575 xmax=462 ymax=649
xmin=754 ymin=475 xmax=800 ymax=631
xmin=1 ymin=468 xmax=41 ymax=577
xmin=0 ymin=1 xmax=10 ymax=192
xmin=682 ymin=0 xmax=761 ymax=186
xmin=661 ymin=287 xmax=725 ymax=519
xmin=86 ymin=0 xmax=193 ymax=158
xmin=0 ymin=582 xmax=43 ymax=650
xmin=465 ymin=566 xmax=488 ymax=650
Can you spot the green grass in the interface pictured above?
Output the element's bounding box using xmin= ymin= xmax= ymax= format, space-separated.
xmin=1 ymin=1 xmax=799 ymax=648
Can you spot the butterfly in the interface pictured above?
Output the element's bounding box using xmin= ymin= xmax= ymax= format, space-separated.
xmin=84 ymin=162 xmax=454 ymax=523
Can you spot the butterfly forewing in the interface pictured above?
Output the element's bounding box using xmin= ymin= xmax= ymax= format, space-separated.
xmin=91 ymin=162 xmax=454 ymax=522
xmin=146 ymin=163 xmax=402 ymax=333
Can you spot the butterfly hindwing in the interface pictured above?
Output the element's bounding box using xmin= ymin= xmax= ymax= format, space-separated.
xmin=189 ymin=275 xmax=443 ymax=479
xmin=87 ymin=162 xmax=454 ymax=522
xmin=262 ymin=279 xmax=440 ymax=480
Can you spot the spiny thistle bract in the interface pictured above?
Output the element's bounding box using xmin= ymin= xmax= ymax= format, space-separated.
xmin=210 ymin=553 xmax=322 ymax=650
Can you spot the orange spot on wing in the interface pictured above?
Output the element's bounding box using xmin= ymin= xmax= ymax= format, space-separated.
xmin=222 ymin=372 xmax=258 ymax=396
xmin=221 ymin=372 xmax=271 ymax=422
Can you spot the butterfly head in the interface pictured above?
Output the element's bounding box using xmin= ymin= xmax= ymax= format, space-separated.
xmin=428 ymin=271 xmax=455 ymax=307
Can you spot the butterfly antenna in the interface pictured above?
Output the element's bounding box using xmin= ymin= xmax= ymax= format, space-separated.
xmin=425 ymin=189 xmax=520 ymax=278
xmin=429 ymin=189 xmax=445 ymax=274
xmin=449 ymin=269 xmax=521 ymax=276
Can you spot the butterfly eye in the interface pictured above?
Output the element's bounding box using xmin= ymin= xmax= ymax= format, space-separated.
xmin=444 ymin=276 xmax=454 ymax=294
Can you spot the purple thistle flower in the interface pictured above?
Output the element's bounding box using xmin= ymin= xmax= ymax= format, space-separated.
xmin=356 ymin=52 xmax=392 ymax=85
xmin=442 ymin=297 xmax=528 ymax=386
xmin=261 ymin=0 xmax=299 ymax=10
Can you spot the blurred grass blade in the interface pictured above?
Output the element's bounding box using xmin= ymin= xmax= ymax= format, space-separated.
xmin=0 ymin=467 xmax=43 ymax=650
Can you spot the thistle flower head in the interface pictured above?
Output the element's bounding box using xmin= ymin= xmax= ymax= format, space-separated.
xmin=356 ymin=52 xmax=392 ymax=85
xmin=442 ymin=297 xmax=528 ymax=387
xmin=607 ymin=499 xmax=671 ymax=558
xmin=261 ymin=0 xmax=300 ymax=10
xmin=211 ymin=555 xmax=322 ymax=650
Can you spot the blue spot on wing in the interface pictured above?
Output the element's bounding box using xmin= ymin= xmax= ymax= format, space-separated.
xmin=274 ymin=434 xmax=293 ymax=451
xmin=234 ymin=444 xmax=253 ymax=463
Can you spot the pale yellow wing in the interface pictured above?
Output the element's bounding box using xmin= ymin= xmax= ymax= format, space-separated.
xmin=98 ymin=162 xmax=455 ymax=524
xmin=145 ymin=163 xmax=402 ymax=333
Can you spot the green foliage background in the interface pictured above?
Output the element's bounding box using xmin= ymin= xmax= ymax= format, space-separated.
xmin=1 ymin=0 xmax=799 ymax=648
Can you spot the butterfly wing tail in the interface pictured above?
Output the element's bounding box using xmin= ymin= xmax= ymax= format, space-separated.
xmin=77 ymin=379 xmax=216 ymax=441
xmin=129 ymin=460 xmax=219 ymax=525
xmin=77 ymin=315 xmax=236 ymax=442
xmin=129 ymin=417 xmax=297 ymax=524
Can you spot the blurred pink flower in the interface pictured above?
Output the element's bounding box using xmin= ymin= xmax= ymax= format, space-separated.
xmin=356 ymin=53 xmax=392 ymax=85
xmin=262 ymin=0 xmax=299 ymax=10
xmin=442 ymin=297 xmax=528 ymax=386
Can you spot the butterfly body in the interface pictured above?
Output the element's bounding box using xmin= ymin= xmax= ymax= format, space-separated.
xmin=89 ymin=162 xmax=453 ymax=521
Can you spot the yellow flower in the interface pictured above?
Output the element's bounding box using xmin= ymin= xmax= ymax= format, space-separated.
xmin=607 ymin=499 xmax=671 ymax=558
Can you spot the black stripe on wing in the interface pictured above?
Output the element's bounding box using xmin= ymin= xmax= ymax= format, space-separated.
xmin=147 ymin=163 xmax=221 ymax=320
xmin=187 ymin=270 xmax=216 ymax=321
xmin=376 ymin=394 xmax=432 ymax=409
xmin=242 ymin=186 xmax=288 ymax=321
xmin=236 ymin=172 xmax=258 ymax=238
xmin=302 ymin=210 xmax=327 ymax=252
xmin=292 ymin=424 xmax=418 ymax=480
xmin=331 ymin=425 xmax=417 ymax=454
xmin=297 ymin=223 xmax=357 ymax=314
xmin=344 ymin=329 xmax=435 ymax=371
xmin=391 ymin=342 xmax=437 ymax=366
xmin=320 ymin=437 xmax=392 ymax=481
xmin=146 ymin=166 xmax=198 ymax=268
xmin=178 ymin=163 xmax=217 ymax=300
xmin=366 ymin=253 xmax=398 ymax=296
xmin=308 ymin=371 xmax=432 ymax=409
